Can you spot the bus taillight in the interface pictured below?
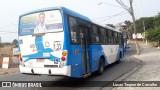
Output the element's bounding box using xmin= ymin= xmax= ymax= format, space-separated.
xmin=61 ymin=56 xmax=66 ymax=61
xmin=62 ymin=51 xmax=67 ymax=56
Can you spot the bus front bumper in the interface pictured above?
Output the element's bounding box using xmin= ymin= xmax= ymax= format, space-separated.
xmin=19 ymin=65 xmax=71 ymax=77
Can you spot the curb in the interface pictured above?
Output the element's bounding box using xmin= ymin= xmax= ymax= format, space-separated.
xmin=101 ymin=57 xmax=143 ymax=90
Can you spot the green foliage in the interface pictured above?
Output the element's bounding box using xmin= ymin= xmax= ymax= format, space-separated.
xmin=0 ymin=43 xmax=4 ymax=48
xmin=106 ymin=24 xmax=116 ymax=28
xmin=153 ymin=13 xmax=160 ymax=28
xmin=12 ymin=39 xmax=18 ymax=47
xmin=135 ymin=17 xmax=155 ymax=33
xmin=3 ymin=42 xmax=11 ymax=45
xmin=142 ymin=31 xmax=148 ymax=39
xmin=124 ymin=20 xmax=131 ymax=26
xmin=147 ymin=26 xmax=160 ymax=42
xmin=132 ymin=12 xmax=160 ymax=41
xmin=135 ymin=12 xmax=160 ymax=33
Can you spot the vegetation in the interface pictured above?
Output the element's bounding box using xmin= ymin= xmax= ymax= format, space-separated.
xmin=106 ymin=24 xmax=116 ymax=29
xmin=0 ymin=43 xmax=4 ymax=48
xmin=12 ymin=39 xmax=18 ymax=47
xmin=122 ymin=12 xmax=160 ymax=44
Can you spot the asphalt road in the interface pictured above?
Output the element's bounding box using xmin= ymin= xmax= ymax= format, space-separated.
xmin=0 ymin=43 xmax=141 ymax=90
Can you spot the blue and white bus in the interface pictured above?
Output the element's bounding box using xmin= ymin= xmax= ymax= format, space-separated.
xmin=18 ymin=7 xmax=124 ymax=78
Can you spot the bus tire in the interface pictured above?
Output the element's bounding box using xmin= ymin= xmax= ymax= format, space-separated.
xmin=97 ymin=58 xmax=105 ymax=75
xmin=116 ymin=60 xmax=121 ymax=64
xmin=116 ymin=52 xmax=122 ymax=64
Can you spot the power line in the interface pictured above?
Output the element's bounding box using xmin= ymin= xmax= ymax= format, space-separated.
xmin=0 ymin=31 xmax=17 ymax=33
xmin=93 ymin=11 xmax=127 ymax=20
xmin=98 ymin=2 xmax=123 ymax=8
xmin=93 ymin=15 xmax=113 ymax=20
xmin=0 ymin=32 xmax=17 ymax=35
xmin=116 ymin=0 xmax=140 ymax=55
xmin=0 ymin=22 xmax=18 ymax=30
xmin=115 ymin=0 xmax=130 ymax=11
xmin=97 ymin=10 xmax=128 ymax=22
xmin=134 ymin=0 xmax=141 ymax=18
xmin=140 ymin=0 xmax=145 ymax=16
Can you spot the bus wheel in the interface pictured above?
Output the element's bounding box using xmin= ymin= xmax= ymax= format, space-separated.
xmin=116 ymin=60 xmax=120 ymax=64
xmin=98 ymin=58 xmax=104 ymax=75
xmin=116 ymin=52 xmax=122 ymax=64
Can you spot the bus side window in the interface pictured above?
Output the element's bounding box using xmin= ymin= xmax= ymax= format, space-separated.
xmin=114 ymin=32 xmax=118 ymax=44
xmin=108 ymin=30 xmax=112 ymax=44
xmin=112 ymin=31 xmax=115 ymax=44
xmin=106 ymin=30 xmax=109 ymax=44
xmin=119 ymin=34 xmax=122 ymax=45
xmin=68 ymin=16 xmax=79 ymax=44
xmin=91 ymin=25 xmax=99 ymax=44
xmin=100 ymin=28 xmax=107 ymax=44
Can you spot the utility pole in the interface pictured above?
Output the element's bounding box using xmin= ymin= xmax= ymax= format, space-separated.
xmin=142 ymin=21 xmax=147 ymax=45
xmin=142 ymin=21 xmax=145 ymax=33
xmin=129 ymin=0 xmax=140 ymax=55
xmin=116 ymin=0 xmax=140 ymax=55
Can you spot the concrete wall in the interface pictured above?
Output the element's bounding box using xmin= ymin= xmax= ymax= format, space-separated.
xmin=0 ymin=56 xmax=18 ymax=68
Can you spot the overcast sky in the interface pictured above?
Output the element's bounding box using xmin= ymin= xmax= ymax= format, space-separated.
xmin=0 ymin=0 xmax=160 ymax=42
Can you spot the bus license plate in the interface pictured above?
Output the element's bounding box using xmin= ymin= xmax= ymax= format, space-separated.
xmin=36 ymin=59 xmax=45 ymax=62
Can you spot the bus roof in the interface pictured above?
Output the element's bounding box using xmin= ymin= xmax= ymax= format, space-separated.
xmin=91 ymin=20 xmax=121 ymax=33
xmin=19 ymin=6 xmax=121 ymax=33
xmin=19 ymin=6 xmax=64 ymax=17
xmin=63 ymin=7 xmax=121 ymax=33
xmin=19 ymin=6 xmax=91 ymax=21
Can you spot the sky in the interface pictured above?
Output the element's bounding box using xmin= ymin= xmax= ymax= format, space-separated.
xmin=0 ymin=0 xmax=160 ymax=42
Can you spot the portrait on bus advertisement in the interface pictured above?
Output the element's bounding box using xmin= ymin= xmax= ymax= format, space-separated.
xmin=19 ymin=10 xmax=63 ymax=35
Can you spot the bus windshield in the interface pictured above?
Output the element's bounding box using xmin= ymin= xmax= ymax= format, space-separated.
xmin=19 ymin=10 xmax=63 ymax=36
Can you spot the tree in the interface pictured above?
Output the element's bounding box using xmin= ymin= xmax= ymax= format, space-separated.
xmin=123 ymin=20 xmax=133 ymax=40
xmin=116 ymin=0 xmax=140 ymax=55
xmin=124 ymin=20 xmax=132 ymax=26
xmin=12 ymin=39 xmax=18 ymax=47
xmin=106 ymin=24 xmax=116 ymax=28
xmin=153 ymin=13 xmax=160 ymax=28
xmin=0 ymin=43 xmax=4 ymax=48
xmin=147 ymin=26 xmax=160 ymax=42
xmin=135 ymin=17 xmax=155 ymax=33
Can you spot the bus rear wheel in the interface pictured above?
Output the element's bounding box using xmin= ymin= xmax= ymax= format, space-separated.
xmin=116 ymin=52 xmax=122 ymax=64
xmin=98 ymin=58 xmax=104 ymax=75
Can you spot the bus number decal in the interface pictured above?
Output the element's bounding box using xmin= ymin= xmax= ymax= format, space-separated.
xmin=53 ymin=41 xmax=61 ymax=51
xmin=30 ymin=44 xmax=37 ymax=52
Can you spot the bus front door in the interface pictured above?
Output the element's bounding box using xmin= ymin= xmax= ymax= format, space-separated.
xmin=79 ymin=26 xmax=90 ymax=75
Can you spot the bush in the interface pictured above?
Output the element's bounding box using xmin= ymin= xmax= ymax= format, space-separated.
xmin=153 ymin=42 xmax=159 ymax=47
xmin=147 ymin=26 xmax=160 ymax=42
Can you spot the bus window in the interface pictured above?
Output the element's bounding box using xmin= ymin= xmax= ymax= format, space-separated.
xmin=114 ymin=32 xmax=118 ymax=44
xmin=106 ymin=30 xmax=109 ymax=44
xmin=108 ymin=30 xmax=113 ymax=44
xmin=112 ymin=31 xmax=115 ymax=44
xmin=68 ymin=16 xmax=79 ymax=44
xmin=119 ymin=34 xmax=122 ymax=45
xmin=91 ymin=25 xmax=99 ymax=44
xmin=100 ymin=28 xmax=107 ymax=44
